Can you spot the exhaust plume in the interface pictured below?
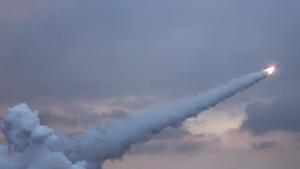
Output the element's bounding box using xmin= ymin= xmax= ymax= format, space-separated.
xmin=0 ymin=69 xmax=271 ymax=169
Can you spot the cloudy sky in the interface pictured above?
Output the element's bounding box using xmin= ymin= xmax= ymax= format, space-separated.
xmin=1 ymin=0 xmax=300 ymax=169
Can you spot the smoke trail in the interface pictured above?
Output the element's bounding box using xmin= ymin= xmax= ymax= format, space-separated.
xmin=0 ymin=69 xmax=270 ymax=169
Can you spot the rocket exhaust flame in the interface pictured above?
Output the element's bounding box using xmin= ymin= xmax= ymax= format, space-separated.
xmin=0 ymin=68 xmax=272 ymax=169
xmin=264 ymin=65 xmax=276 ymax=75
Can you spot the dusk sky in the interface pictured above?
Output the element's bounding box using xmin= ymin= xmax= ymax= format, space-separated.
xmin=0 ymin=1 xmax=300 ymax=169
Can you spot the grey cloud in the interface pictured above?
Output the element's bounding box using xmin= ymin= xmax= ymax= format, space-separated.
xmin=129 ymin=142 xmax=168 ymax=155
xmin=152 ymin=127 xmax=191 ymax=140
xmin=1 ymin=0 xmax=299 ymax=106
xmin=130 ymin=127 xmax=204 ymax=154
xmin=39 ymin=109 xmax=128 ymax=129
xmin=0 ymin=0 xmax=300 ymax=142
xmin=253 ymin=141 xmax=276 ymax=150
xmin=172 ymin=142 xmax=202 ymax=153
xmin=1 ymin=1 xmax=300 ymax=168
xmin=241 ymin=97 xmax=300 ymax=135
xmin=130 ymin=140 xmax=202 ymax=155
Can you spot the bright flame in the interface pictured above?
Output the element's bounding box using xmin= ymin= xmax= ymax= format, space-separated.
xmin=264 ymin=66 xmax=276 ymax=75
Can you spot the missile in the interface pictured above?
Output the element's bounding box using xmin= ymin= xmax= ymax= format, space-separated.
xmin=263 ymin=62 xmax=281 ymax=76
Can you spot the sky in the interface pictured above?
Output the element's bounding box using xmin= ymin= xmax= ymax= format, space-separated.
xmin=0 ymin=0 xmax=300 ymax=169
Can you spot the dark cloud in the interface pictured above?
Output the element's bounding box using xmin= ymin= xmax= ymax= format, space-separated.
xmin=152 ymin=127 xmax=192 ymax=140
xmin=39 ymin=108 xmax=128 ymax=130
xmin=129 ymin=127 xmax=204 ymax=154
xmin=0 ymin=0 xmax=299 ymax=139
xmin=129 ymin=142 xmax=169 ymax=155
xmin=253 ymin=141 xmax=276 ymax=150
xmin=0 ymin=0 xmax=299 ymax=104
xmin=172 ymin=142 xmax=202 ymax=153
xmin=130 ymin=140 xmax=202 ymax=155
xmin=241 ymin=96 xmax=300 ymax=135
xmin=1 ymin=1 xmax=300 ymax=168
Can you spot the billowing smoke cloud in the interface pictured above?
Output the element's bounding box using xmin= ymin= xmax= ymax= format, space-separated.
xmin=0 ymin=69 xmax=269 ymax=169
xmin=0 ymin=103 xmax=87 ymax=169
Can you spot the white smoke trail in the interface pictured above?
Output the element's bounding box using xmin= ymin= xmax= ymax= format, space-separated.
xmin=0 ymin=69 xmax=269 ymax=169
